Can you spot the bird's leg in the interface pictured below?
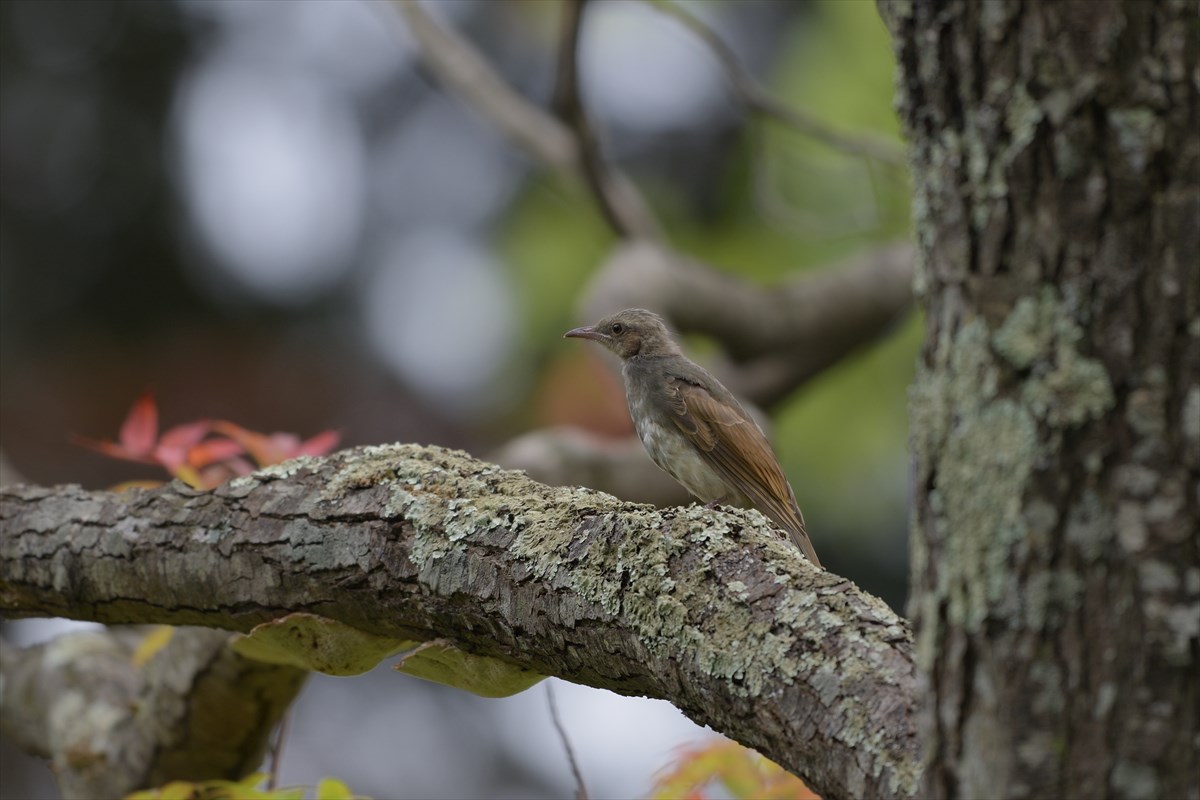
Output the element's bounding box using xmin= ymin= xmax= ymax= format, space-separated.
xmin=704 ymin=496 xmax=732 ymax=512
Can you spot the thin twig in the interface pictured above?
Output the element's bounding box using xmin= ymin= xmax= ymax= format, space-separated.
xmin=267 ymin=708 xmax=291 ymax=790
xmin=546 ymin=681 xmax=589 ymax=800
xmin=644 ymin=0 xmax=907 ymax=167
xmin=393 ymin=0 xmax=662 ymax=241
xmin=553 ymin=0 xmax=628 ymax=238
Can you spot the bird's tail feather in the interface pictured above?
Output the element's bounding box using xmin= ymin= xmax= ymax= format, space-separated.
xmin=764 ymin=504 xmax=821 ymax=568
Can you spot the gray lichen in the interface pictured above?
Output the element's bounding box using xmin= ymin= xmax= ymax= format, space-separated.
xmin=914 ymin=288 xmax=1120 ymax=633
xmin=1107 ymin=108 xmax=1165 ymax=174
xmin=322 ymin=443 xmax=843 ymax=703
xmin=993 ymin=287 xmax=1114 ymax=428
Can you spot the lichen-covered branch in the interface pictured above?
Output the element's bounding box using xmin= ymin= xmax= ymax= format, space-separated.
xmin=0 ymin=444 xmax=919 ymax=800
xmin=0 ymin=627 xmax=305 ymax=800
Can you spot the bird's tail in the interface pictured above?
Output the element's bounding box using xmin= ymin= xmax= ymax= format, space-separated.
xmin=768 ymin=503 xmax=822 ymax=568
xmin=788 ymin=520 xmax=822 ymax=568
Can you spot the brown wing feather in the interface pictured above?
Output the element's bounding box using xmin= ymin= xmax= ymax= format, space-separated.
xmin=666 ymin=377 xmax=821 ymax=566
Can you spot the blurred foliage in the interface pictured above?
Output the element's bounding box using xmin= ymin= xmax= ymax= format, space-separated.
xmin=125 ymin=773 xmax=364 ymax=800
xmin=131 ymin=625 xmax=176 ymax=668
xmin=74 ymin=393 xmax=340 ymax=490
xmin=501 ymin=0 xmax=916 ymax=587
xmin=227 ymin=612 xmax=546 ymax=696
xmin=649 ymin=740 xmax=819 ymax=800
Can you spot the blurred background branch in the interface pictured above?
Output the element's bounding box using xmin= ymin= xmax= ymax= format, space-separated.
xmin=577 ymin=239 xmax=914 ymax=406
xmin=396 ymin=0 xmax=663 ymax=240
xmin=0 ymin=627 xmax=305 ymax=800
xmin=552 ymin=0 xmax=629 ymax=238
xmin=645 ymin=0 xmax=908 ymax=167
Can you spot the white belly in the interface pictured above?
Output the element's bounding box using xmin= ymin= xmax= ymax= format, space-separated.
xmin=632 ymin=410 xmax=731 ymax=503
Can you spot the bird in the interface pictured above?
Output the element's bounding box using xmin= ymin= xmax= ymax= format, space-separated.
xmin=564 ymin=308 xmax=821 ymax=566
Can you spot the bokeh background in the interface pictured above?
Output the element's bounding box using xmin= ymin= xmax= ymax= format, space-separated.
xmin=0 ymin=0 xmax=915 ymax=797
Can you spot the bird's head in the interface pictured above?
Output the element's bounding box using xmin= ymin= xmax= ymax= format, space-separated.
xmin=564 ymin=308 xmax=681 ymax=360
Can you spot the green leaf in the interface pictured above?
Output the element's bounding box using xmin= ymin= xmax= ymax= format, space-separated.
xmin=230 ymin=613 xmax=413 ymax=676
xmin=394 ymin=641 xmax=545 ymax=698
xmin=315 ymin=778 xmax=354 ymax=800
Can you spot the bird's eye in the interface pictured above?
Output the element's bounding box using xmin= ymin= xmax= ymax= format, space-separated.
xmin=610 ymin=323 xmax=624 ymax=334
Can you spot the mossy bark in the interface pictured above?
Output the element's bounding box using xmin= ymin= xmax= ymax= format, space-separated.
xmin=879 ymin=2 xmax=1199 ymax=798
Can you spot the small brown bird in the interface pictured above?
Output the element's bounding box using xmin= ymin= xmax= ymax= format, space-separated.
xmin=565 ymin=309 xmax=821 ymax=566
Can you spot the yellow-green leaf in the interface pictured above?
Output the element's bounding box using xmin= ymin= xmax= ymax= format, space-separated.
xmin=230 ymin=613 xmax=413 ymax=676
xmin=315 ymin=778 xmax=354 ymax=800
xmin=131 ymin=626 xmax=175 ymax=668
xmin=394 ymin=641 xmax=545 ymax=698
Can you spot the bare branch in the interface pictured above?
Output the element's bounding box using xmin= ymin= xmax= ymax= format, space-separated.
xmin=553 ymin=0 xmax=629 ymax=238
xmin=0 ymin=444 xmax=919 ymax=800
xmin=395 ymin=0 xmax=662 ymax=241
xmin=490 ymin=427 xmax=690 ymax=507
xmin=580 ymin=239 xmax=915 ymax=407
xmin=547 ymin=682 xmax=589 ymax=800
xmin=644 ymin=0 xmax=908 ymax=168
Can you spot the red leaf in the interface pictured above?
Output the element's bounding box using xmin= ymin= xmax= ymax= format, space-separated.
xmin=184 ymin=438 xmax=246 ymax=468
xmin=153 ymin=421 xmax=214 ymax=471
xmin=109 ymin=479 xmax=165 ymax=492
xmin=118 ymin=393 xmax=159 ymax=458
xmin=296 ymin=429 xmax=340 ymax=457
xmin=71 ymin=434 xmax=159 ymax=465
xmin=213 ymin=421 xmax=337 ymax=466
xmin=191 ymin=458 xmax=256 ymax=488
xmin=158 ymin=421 xmax=213 ymax=450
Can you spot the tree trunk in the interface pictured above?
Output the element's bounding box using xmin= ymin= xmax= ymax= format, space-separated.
xmin=879 ymin=1 xmax=1199 ymax=798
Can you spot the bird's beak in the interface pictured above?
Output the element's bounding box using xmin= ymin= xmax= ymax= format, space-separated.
xmin=564 ymin=325 xmax=608 ymax=343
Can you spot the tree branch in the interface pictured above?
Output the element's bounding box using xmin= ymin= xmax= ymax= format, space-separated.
xmin=644 ymin=0 xmax=908 ymax=168
xmin=552 ymin=0 xmax=629 ymax=238
xmin=0 ymin=627 xmax=305 ymax=799
xmin=395 ymin=0 xmax=662 ymax=241
xmin=580 ymin=239 xmax=915 ymax=407
xmin=0 ymin=444 xmax=919 ymax=800
xmin=490 ymin=427 xmax=690 ymax=507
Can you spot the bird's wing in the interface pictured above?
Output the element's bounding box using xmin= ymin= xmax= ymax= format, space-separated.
xmin=664 ymin=375 xmax=821 ymax=566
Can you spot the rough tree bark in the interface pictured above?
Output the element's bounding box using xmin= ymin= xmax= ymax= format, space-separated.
xmin=879 ymin=1 xmax=1199 ymax=798
xmin=0 ymin=444 xmax=919 ymax=800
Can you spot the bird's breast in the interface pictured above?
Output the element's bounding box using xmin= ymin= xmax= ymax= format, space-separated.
xmin=624 ymin=374 xmax=730 ymax=503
